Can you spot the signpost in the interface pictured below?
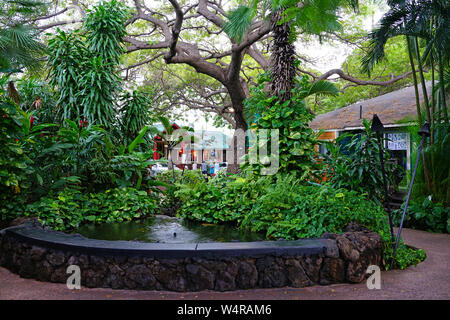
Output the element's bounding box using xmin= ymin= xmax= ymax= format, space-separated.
xmin=390 ymin=122 xmax=430 ymax=269
xmin=371 ymin=114 xmax=395 ymax=243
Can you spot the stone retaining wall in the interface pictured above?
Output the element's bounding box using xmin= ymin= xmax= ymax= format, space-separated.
xmin=0 ymin=223 xmax=382 ymax=291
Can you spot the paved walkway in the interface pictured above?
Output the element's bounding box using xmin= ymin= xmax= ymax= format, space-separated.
xmin=0 ymin=228 xmax=449 ymax=300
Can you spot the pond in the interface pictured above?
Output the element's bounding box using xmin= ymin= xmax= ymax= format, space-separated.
xmin=76 ymin=215 xmax=264 ymax=244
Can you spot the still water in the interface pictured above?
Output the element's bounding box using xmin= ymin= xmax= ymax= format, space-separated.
xmin=76 ymin=215 xmax=264 ymax=244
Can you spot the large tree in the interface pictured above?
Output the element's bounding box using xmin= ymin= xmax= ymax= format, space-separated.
xmin=31 ymin=0 xmax=428 ymax=130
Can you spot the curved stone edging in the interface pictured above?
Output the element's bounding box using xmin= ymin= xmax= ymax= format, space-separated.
xmin=0 ymin=223 xmax=382 ymax=291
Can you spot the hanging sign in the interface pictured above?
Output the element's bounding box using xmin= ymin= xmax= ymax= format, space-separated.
xmin=387 ymin=133 xmax=408 ymax=150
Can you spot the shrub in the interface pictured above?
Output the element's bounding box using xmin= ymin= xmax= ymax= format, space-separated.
xmin=158 ymin=169 xmax=206 ymax=211
xmin=178 ymin=173 xmax=388 ymax=237
xmin=393 ymin=196 xmax=449 ymax=233
xmin=25 ymin=187 xmax=158 ymax=231
xmin=176 ymin=172 xmax=271 ymax=224
xmin=176 ymin=172 xmax=426 ymax=269
xmin=321 ymin=118 xmax=401 ymax=204
xmin=242 ymin=73 xmax=321 ymax=178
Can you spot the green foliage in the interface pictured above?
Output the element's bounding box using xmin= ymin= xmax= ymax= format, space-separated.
xmin=16 ymin=77 xmax=58 ymax=124
xmin=0 ymin=0 xmax=47 ymax=74
xmin=384 ymin=243 xmax=427 ymax=270
xmin=224 ymin=0 xmax=353 ymax=44
xmin=0 ymin=98 xmax=34 ymax=194
xmin=243 ymin=73 xmax=323 ymax=178
xmin=83 ymin=0 xmax=129 ymax=65
xmin=77 ymin=56 xmax=121 ymax=128
xmin=393 ymin=197 xmax=449 ymax=233
xmin=322 ymin=118 xmax=401 ymax=204
xmin=119 ymin=90 xmax=155 ymax=146
xmin=47 ymin=30 xmax=87 ymax=121
xmin=110 ymin=151 xmax=153 ymax=189
xmin=47 ymin=0 xmax=129 ymax=128
xmin=403 ymin=123 xmax=450 ymax=206
xmin=223 ymin=5 xmax=256 ymax=44
xmin=0 ymin=194 xmax=27 ymax=221
xmin=420 ymin=129 xmax=450 ymax=206
xmin=0 ymin=78 xmax=37 ymax=214
xmin=25 ymin=187 xmax=158 ymax=231
xmin=362 ymin=0 xmax=450 ymax=76
xmin=177 ymin=173 xmax=386 ymax=237
xmin=158 ymin=170 xmax=205 ymax=211
xmin=176 ymin=171 xmax=426 ymax=269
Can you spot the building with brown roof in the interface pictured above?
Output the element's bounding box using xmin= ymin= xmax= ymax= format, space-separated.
xmin=310 ymin=83 xmax=431 ymax=171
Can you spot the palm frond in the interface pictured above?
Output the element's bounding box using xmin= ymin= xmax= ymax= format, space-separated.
xmin=303 ymin=80 xmax=340 ymax=98
xmin=157 ymin=116 xmax=173 ymax=135
xmin=223 ymin=5 xmax=256 ymax=44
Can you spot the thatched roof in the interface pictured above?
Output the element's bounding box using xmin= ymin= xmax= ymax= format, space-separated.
xmin=309 ymin=83 xmax=431 ymax=131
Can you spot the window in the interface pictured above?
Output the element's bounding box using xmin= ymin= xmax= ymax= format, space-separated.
xmin=318 ymin=143 xmax=328 ymax=155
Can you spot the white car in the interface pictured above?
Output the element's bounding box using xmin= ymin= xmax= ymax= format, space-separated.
xmin=150 ymin=162 xmax=181 ymax=175
xmin=152 ymin=162 xmax=168 ymax=171
xmin=149 ymin=163 xmax=169 ymax=176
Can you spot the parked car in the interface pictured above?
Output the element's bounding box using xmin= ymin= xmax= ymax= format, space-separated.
xmin=152 ymin=162 xmax=168 ymax=172
xmin=218 ymin=162 xmax=228 ymax=172
xmin=147 ymin=162 xmax=168 ymax=177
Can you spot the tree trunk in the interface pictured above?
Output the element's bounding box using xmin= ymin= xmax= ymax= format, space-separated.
xmin=270 ymin=11 xmax=296 ymax=103
xmin=438 ymin=51 xmax=449 ymax=124
xmin=413 ymin=37 xmax=431 ymax=124
xmin=406 ymin=37 xmax=423 ymax=126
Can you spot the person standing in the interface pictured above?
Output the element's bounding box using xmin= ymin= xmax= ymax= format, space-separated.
xmin=209 ymin=162 xmax=215 ymax=177
xmin=201 ymin=161 xmax=207 ymax=175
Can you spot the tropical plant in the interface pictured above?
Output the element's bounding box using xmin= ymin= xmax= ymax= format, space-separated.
xmin=242 ymin=73 xmax=326 ymax=178
xmin=362 ymin=0 xmax=450 ymax=130
xmin=109 ymin=125 xmax=157 ymax=190
xmin=155 ymin=116 xmax=194 ymax=181
xmin=0 ymin=87 xmax=34 ymax=199
xmin=176 ymin=171 xmax=425 ymax=269
xmin=321 ymin=118 xmax=401 ymax=204
xmin=0 ymin=75 xmax=61 ymax=203
xmin=0 ymin=0 xmax=47 ymax=74
xmin=16 ymin=77 xmax=58 ymax=124
xmin=47 ymin=29 xmax=87 ymax=122
xmin=83 ymin=0 xmax=129 ymax=65
xmin=224 ymin=0 xmax=356 ymax=103
xmin=404 ymin=123 xmax=450 ymax=206
xmin=393 ymin=196 xmax=449 ymax=233
xmin=119 ymin=90 xmax=155 ymax=147
xmin=25 ymin=187 xmax=158 ymax=231
xmin=77 ymin=55 xmax=121 ymax=128
xmin=47 ymin=0 xmax=129 ymax=128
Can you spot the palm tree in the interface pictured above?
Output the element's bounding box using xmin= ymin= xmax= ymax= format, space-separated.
xmin=224 ymin=0 xmax=355 ymax=104
xmin=155 ymin=116 xmax=194 ymax=181
xmin=362 ymin=0 xmax=450 ymax=205
xmin=0 ymin=1 xmax=47 ymax=74
xmin=362 ymin=0 xmax=450 ymax=128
